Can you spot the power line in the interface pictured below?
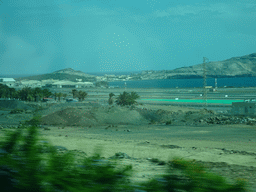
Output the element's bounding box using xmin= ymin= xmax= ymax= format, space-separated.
xmin=203 ymin=57 xmax=209 ymax=109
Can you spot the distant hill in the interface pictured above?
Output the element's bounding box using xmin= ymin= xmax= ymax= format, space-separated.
xmin=14 ymin=68 xmax=97 ymax=82
xmin=130 ymin=53 xmax=256 ymax=80
xmin=13 ymin=53 xmax=256 ymax=82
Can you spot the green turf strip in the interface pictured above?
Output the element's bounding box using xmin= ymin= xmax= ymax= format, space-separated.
xmin=141 ymin=99 xmax=244 ymax=104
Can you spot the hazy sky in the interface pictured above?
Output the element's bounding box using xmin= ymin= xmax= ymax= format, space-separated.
xmin=0 ymin=0 xmax=255 ymax=75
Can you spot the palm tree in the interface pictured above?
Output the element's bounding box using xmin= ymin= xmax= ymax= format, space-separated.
xmin=56 ymin=92 xmax=63 ymax=102
xmin=130 ymin=91 xmax=140 ymax=101
xmin=27 ymin=94 xmax=34 ymax=102
xmin=32 ymin=87 xmax=43 ymax=102
xmin=116 ymin=91 xmax=140 ymax=106
xmin=8 ymin=88 xmax=16 ymax=99
xmin=108 ymin=93 xmax=115 ymax=105
xmin=0 ymin=88 xmax=8 ymax=99
xmin=42 ymin=89 xmax=52 ymax=98
xmin=54 ymin=92 xmax=57 ymax=101
xmin=72 ymin=89 xmax=78 ymax=99
xmin=77 ymin=91 xmax=87 ymax=102
xmin=13 ymin=91 xmax=20 ymax=100
xmin=62 ymin=93 xmax=67 ymax=101
xmin=20 ymin=86 xmax=33 ymax=101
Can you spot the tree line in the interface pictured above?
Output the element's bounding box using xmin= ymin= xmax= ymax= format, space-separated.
xmin=0 ymin=83 xmax=141 ymax=105
xmin=0 ymin=84 xmax=88 ymax=102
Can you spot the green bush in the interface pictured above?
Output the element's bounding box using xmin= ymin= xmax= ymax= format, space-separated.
xmin=150 ymin=119 xmax=156 ymax=124
xmin=139 ymin=157 xmax=249 ymax=192
xmin=10 ymin=108 xmax=25 ymax=114
xmin=166 ymin=120 xmax=172 ymax=125
xmin=0 ymin=115 xmax=134 ymax=192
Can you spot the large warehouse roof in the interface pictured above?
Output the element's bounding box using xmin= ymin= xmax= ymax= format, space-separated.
xmin=0 ymin=78 xmax=16 ymax=82
xmin=21 ymin=80 xmax=41 ymax=84
xmin=51 ymin=81 xmax=93 ymax=85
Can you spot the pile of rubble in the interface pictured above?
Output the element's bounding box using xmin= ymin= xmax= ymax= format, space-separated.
xmin=136 ymin=106 xmax=256 ymax=126
xmin=197 ymin=116 xmax=256 ymax=125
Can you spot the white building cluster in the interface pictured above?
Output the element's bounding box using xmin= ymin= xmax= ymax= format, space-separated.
xmin=0 ymin=78 xmax=94 ymax=89
xmin=96 ymin=74 xmax=132 ymax=81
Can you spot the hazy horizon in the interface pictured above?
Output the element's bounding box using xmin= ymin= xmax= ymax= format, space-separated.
xmin=0 ymin=69 xmax=143 ymax=78
xmin=0 ymin=0 xmax=255 ymax=75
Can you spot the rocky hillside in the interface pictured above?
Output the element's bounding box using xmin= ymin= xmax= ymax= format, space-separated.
xmin=14 ymin=68 xmax=97 ymax=82
xmin=130 ymin=53 xmax=256 ymax=80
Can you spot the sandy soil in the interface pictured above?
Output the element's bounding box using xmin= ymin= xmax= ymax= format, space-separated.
xmin=2 ymin=123 xmax=256 ymax=191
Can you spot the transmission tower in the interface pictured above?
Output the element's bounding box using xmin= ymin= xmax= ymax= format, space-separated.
xmin=203 ymin=57 xmax=209 ymax=108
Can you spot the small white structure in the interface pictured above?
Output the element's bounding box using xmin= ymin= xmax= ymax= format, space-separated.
xmin=76 ymin=78 xmax=82 ymax=82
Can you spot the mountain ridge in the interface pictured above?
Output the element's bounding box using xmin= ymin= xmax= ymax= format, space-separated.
xmin=13 ymin=53 xmax=256 ymax=82
xmin=130 ymin=53 xmax=256 ymax=80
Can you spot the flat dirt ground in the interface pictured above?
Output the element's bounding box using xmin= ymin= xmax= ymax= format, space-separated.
xmin=1 ymin=88 xmax=256 ymax=191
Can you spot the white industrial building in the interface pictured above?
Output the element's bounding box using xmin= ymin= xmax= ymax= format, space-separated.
xmin=0 ymin=78 xmax=16 ymax=87
xmin=19 ymin=80 xmax=42 ymax=88
xmin=44 ymin=80 xmax=94 ymax=88
xmin=1 ymin=78 xmax=94 ymax=89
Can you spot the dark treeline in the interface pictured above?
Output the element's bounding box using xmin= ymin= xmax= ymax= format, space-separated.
xmin=0 ymin=84 xmax=52 ymax=102
xmin=0 ymin=84 xmax=88 ymax=102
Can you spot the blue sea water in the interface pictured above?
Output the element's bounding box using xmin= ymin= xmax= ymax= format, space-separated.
xmin=109 ymin=77 xmax=256 ymax=88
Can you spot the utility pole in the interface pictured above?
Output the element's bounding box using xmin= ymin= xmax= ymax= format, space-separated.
xmin=203 ymin=57 xmax=209 ymax=109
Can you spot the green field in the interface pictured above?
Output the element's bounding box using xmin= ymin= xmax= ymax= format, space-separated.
xmin=141 ymin=99 xmax=244 ymax=104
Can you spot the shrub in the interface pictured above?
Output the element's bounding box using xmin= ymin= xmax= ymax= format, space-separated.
xmin=139 ymin=157 xmax=249 ymax=192
xmin=0 ymin=115 xmax=134 ymax=192
xmin=10 ymin=108 xmax=25 ymax=114
xmin=166 ymin=120 xmax=172 ymax=125
xmin=150 ymin=119 xmax=156 ymax=124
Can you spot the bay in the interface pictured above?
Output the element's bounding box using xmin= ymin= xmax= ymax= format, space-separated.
xmin=109 ymin=77 xmax=256 ymax=88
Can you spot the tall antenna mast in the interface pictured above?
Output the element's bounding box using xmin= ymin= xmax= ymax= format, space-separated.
xmin=203 ymin=57 xmax=209 ymax=108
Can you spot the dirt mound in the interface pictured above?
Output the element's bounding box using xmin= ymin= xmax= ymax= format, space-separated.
xmin=137 ymin=108 xmax=176 ymax=123
xmin=93 ymin=105 xmax=148 ymax=125
xmin=40 ymin=105 xmax=148 ymax=126
xmin=40 ymin=107 xmax=97 ymax=126
xmin=0 ymin=100 xmax=35 ymax=111
xmin=39 ymin=104 xmax=255 ymax=127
